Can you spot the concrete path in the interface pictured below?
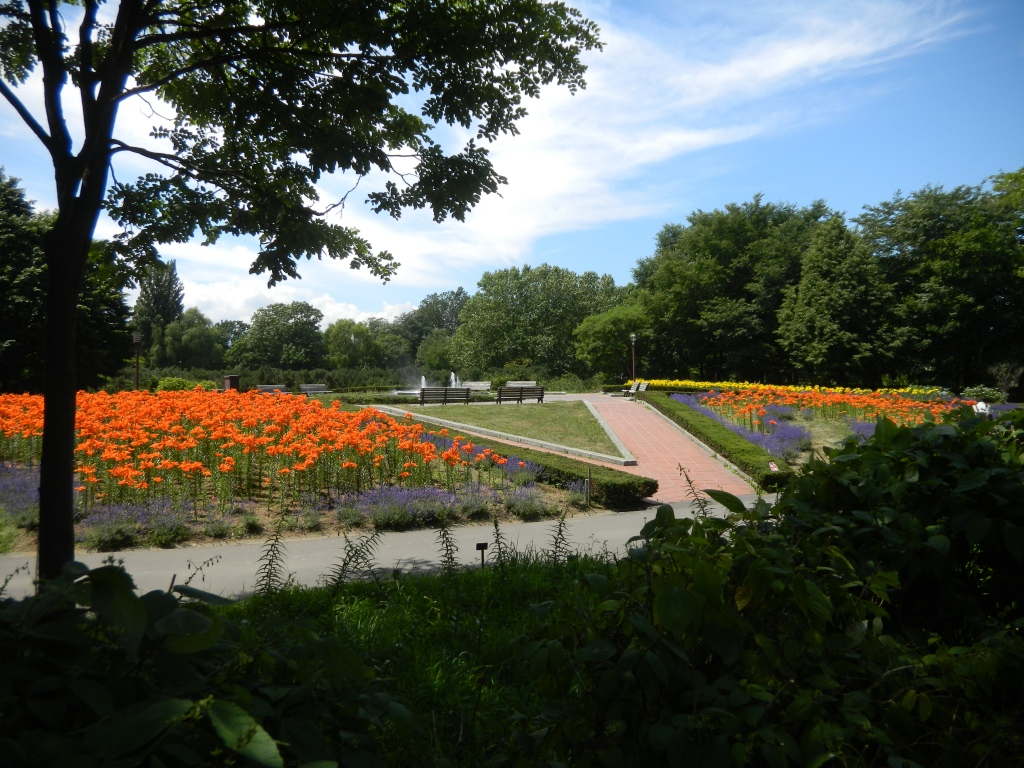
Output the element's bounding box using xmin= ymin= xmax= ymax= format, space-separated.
xmin=554 ymin=394 xmax=755 ymax=502
xmin=0 ymin=494 xmax=763 ymax=600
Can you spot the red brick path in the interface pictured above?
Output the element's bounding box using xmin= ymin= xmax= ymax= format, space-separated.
xmin=582 ymin=395 xmax=754 ymax=502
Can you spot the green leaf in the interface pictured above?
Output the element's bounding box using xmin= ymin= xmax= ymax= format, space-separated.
xmin=1001 ymin=522 xmax=1024 ymax=561
xmin=955 ymin=468 xmax=991 ymax=493
xmin=88 ymin=565 xmax=146 ymax=655
xmin=584 ymin=573 xmax=611 ymax=596
xmin=156 ymin=608 xmax=213 ymax=636
xmin=965 ymin=514 xmax=992 ymax=544
xmin=802 ymin=753 xmax=835 ymax=768
xmin=576 ymin=638 xmax=617 ymax=663
xmin=208 ymin=699 xmax=284 ymax=768
xmin=655 ymin=587 xmax=702 ymax=636
xmin=655 ymin=504 xmax=676 ymax=525
xmin=704 ymin=489 xmax=747 ymax=514
xmin=157 ymin=609 xmax=225 ymax=654
xmin=917 ymin=693 xmax=933 ymax=722
xmin=85 ymin=698 xmax=193 ymax=758
xmin=173 ymin=584 xmax=236 ymax=606
xmin=927 ymin=535 xmax=950 ymax=557
xmin=803 ymin=580 xmax=833 ymax=623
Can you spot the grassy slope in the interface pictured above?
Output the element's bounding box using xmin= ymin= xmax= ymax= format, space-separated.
xmin=404 ymin=401 xmax=622 ymax=457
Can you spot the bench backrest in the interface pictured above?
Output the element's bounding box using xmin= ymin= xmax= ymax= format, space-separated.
xmin=506 ymin=380 xmax=537 ymax=387
xmin=257 ymin=384 xmax=287 ymax=393
xmin=300 ymin=383 xmax=329 ymax=393
xmin=625 ymin=382 xmax=640 ymax=393
xmin=496 ymin=386 xmax=545 ymax=400
xmin=637 ymin=382 xmax=649 ymax=391
xmin=462 ymin=381 xmax=492 ymax=391
xmin=419 ymin=387 xmax=470 ymax=403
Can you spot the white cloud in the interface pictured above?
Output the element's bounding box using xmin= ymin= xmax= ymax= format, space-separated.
xmin=305 ymin=1 xmax=965 ymax=299
xmin=1 ymin=0 xmax=967 ymax=320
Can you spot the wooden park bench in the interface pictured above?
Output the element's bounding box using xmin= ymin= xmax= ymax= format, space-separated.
xmin=621 ymin=381 xmax=640 ymax=397
xmin=257 ymin=384 xmax=288 ymax=394
xmin=463 ymin=381 xmax=492 ymax=391
xmin=496 ymin=385 xmax=545 ymax=404
xmin=506 ymin=380 xmax=537 ymax=387
xmin=418 ymin=387 xmax=471 ymax=405
xmin=300 ymin=383 xmax=331 ymax=395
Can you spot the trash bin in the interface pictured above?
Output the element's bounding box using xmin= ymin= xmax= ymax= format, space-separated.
xmin=224 ymin=374 xmax=240 ymax=391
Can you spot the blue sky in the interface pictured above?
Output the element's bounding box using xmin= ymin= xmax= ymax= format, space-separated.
xmin=1 ymin=0 xmax=1022 ymax=325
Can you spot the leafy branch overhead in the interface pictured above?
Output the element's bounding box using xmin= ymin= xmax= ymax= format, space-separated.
xmin=0 ymin=0 xmax=602 ymax=282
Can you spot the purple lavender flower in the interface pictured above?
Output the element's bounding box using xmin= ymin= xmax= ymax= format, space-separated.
xmin=847 ymin=420 xmax=877 ymax=441
xmin=80 ymin=497 xmax=191 ymax=550
xmin=503 ymin=483 xmax=552 ymax=520
xmin=344 ymin=485 xmax=461 ymax=530
xmin=670 ymin=393 xmax=810 ymax=459
xmin=0 ymin=462 xmax=39 ymax=528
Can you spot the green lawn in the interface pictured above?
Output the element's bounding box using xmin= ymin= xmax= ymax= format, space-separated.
xmin=405 ymin=400 xmax=623 ymax=457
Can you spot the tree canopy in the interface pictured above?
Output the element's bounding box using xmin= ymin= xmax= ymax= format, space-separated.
xmin=856 ymin=177 xmax=1024 ymax=390
xmin=227 ymin=302 xmax=327 ymax=370
xmin=634 ymin=196 xmax=832 ymax=382
xmin=453 ymin=264 xmax=621 ymax=375
xmin=0 ymin=0 xmax=600 ymax=577
xmin=776 ymin=217 xmax=896 ymax=386
xmin=0 ymin=171 xmax=132 ymax=393
xmin=132 ymin=260 xmax=185 ymax=355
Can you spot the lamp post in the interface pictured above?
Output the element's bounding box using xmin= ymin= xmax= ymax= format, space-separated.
xmin=630 ymin=333 xmax=637 ymax=382
xmin=132 ymin=331 xmax=142 ymax=390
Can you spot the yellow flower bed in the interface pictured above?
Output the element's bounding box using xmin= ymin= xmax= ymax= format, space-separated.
xmin=631 ymin=379 xmax=945 ymax=397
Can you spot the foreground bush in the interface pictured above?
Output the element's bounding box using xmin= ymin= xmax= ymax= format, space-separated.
xmin=0 ymin=563 xmax=407 ymax=767
xmin=512 ymin=409 xmax=1024 ymax=766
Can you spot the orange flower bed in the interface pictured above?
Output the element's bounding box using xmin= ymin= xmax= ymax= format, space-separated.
xmin=698 ymin=386 xmax=970 ymax=432
xmin=0 ymin=390 xmax=505 ymax=511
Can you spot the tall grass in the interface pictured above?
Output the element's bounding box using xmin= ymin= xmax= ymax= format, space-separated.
xmin=233 ymin=536 xmax=615 ymax=766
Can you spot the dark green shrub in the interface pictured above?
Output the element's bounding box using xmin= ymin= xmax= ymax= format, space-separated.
xmin=644 ymin=391 xmax=794 ymax=490
xmin=509 ymin=410 xmax=1024 ymax=767
xmin=83 ymin=520 xmax=141 ymax=551
xmin=236 ymin=512 xmax=263 ymax=536
xmin=0 ymin=563 xmax=405 ymax=767
xmin=202 ymin=516 xmax=231 ymax=539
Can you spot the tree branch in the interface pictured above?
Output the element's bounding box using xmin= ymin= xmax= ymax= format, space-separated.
xmin=117 ymin=46 xmax=371 ymax=103
xmin=0 ymin=79 xmax=51 ymax=147
xmin=78 ymin=0 xmax=99 ymax=122
xmin=109 ymin=139 xmax=196 ymax=175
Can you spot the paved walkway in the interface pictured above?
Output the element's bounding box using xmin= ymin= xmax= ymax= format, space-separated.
xmin=580 ymin=395 xmax=754 ymax=501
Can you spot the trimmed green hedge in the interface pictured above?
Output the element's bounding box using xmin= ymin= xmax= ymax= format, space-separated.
xmin=322 ymin=392 xmax=495 ymax=406
xmin=395 ymin=412 xmax=658 ymax=507
xmin=643 ymin=391 xmax=794 ymax=491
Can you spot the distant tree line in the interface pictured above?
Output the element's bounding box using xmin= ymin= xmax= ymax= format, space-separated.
xmin=3 ymin=167 xmax=1021 ymax=394
xmin=613 ymin=168 xmax=1024 ymax=391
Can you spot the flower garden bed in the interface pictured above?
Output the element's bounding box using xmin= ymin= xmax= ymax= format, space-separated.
xmin=0 ymin=390 xmax=651 ymax=553
xmin=644 ymin=386 xmax=977 ymax=491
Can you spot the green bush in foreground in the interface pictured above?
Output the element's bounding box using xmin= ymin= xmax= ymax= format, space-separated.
xmin=512 ymin=409 xmax=1024 ymax=766
xmin=0 ymin=563 xmax=407 ymax=767
xmin=644 ymin=391 xmax=794 ymax=490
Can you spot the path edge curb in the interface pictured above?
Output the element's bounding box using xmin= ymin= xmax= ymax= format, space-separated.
xmin=581 ymin=399 xmax=638 ymax=464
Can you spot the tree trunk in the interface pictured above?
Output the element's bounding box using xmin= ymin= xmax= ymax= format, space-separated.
xmin=36 ymin=211 xmax=97 ymax=580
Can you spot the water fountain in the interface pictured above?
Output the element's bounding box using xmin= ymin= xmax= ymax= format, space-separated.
xmin=393 ymin=375 xmax=429 ymax=396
